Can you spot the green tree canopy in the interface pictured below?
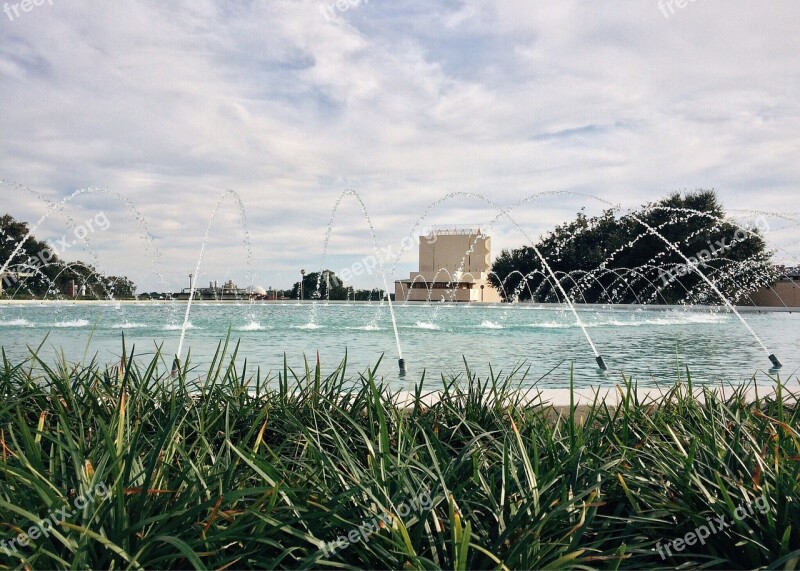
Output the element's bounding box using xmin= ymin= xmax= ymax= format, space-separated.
xmin=489 ymin=190 xmax=777 ymax=305
xmin=291 ymin=270 xmax=348 ymax=300
xmin=290 ymin=270 xmax=387 ymax=301
xmin=0 ymin=214 xmax=137 ymax=298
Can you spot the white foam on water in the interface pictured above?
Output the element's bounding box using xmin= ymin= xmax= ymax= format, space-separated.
xmin=237 ymin=321 xmax=269 ymax=331
xmin=598 ymin=313 xmax=729 ymax=328
xmin=347 ymin=324 xmax=382 ymax=331
xmin=51 ymin=319 xmax=90 ymax=328
xmin=478 ymin=320 xmax=504 ymax=329
xmin=683 ymin=313 xmax=729 ymax=324
xmin=0 ymin=318 xmax=31 ymax=326
xmin=413 ymin=321 xmax=439 ymax=330
xmin=164 ymin=323 xmax=196 ymax=331
xmin=524 ymin=322 xmax=571 ymax=329
xmin=294 ymin=323 xmax=323 ymax=330
xmin=519 ymin=311 xmax=731 ymax=330
xmin=112 ymin=322 xmax=147 ymax=329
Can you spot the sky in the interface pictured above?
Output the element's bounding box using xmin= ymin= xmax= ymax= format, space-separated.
xmin=1 ymin=0 xmax=799 ymax=292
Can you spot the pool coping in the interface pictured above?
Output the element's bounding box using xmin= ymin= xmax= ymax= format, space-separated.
xmin=0 ymin=300 xmax=798 ymax=312
xmin=393 ymin=383 xmax=798 ymax=408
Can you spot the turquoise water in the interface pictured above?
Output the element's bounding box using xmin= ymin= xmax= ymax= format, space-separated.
xmin=0 ymin=302 xmax=797 ymax=388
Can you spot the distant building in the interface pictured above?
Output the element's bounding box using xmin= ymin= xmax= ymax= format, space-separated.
xmin=394 ymin=228 xmax=502 ymax=302
xmin=179 ymin=279 xmax=252 ymax=300
xmin=750 ymin=266 xmax=800 ymax=307
xmin=245 ymin=285 xmax=267 ymax=297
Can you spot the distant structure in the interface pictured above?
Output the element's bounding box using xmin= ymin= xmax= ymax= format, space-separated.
xmin=394 ymin=228 xmax=502 ymax=302
xmin=179 ymin=279 xmax=254 ymax=300
xmin=751 ymin=266 xmax=800 ymax=307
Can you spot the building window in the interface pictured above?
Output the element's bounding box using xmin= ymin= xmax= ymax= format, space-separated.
xmin=409 ymin=282 xmax=473 ymax=290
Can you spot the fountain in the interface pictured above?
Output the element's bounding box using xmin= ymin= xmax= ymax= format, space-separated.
xmin=384 ymin=191 xmax=609 ymax=370
xmin=2 ymin=180 xmax=797 ymax=379
xmin=497 ymin=190 xmax=789 ymax=369
xmin=175 ymin=189 xmax=254 ymax=365
xmin=307 ymin=189 xmax=406 ymax=375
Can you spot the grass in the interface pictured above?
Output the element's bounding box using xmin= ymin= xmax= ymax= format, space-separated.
xmin=0 ymin=337 xmax=798 ymax=570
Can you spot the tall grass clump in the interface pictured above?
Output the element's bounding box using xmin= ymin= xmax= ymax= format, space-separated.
xmin=0 ymin=339 xmax=798 ymax=569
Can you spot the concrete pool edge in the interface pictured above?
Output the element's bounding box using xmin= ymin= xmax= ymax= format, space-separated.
xmin=0 ymin=300 xmax=798 ymax=312
xmin=393 ymin=384 xmax=797 ymax=409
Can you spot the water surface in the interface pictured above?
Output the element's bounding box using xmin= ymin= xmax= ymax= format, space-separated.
xmin=0 ymin=302 xmax=797 ymax=388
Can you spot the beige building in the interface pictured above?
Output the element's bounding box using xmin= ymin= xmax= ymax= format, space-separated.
xmin=750 ymin=274 xmax=800 ymax=307
xmin=394 ymin=228 xmax=503 ymax=302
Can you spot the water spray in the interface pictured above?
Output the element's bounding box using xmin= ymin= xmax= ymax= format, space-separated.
xmin=505 ymin=189 xmax=787 ymax=372
xmin=389 ymin=192 xmax=611 ymax=372
xmin=501 ymin=211 xmax=608 ymax=370
xmin=176 ymin=190 xmax=253 ymax=367
xmin=316 ymin=190 xmax=406 ymax=376
xmin=627 ymin=213 xmax=782 ymax=370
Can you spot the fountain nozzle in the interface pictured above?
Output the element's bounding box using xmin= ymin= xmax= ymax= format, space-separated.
xmin=769 ymin=354 xmax=782 ymax=369
xmin=399 ymin=359 xmax=407 ymax=376
xmin=596 ymin=355 xmax=608 ymax=371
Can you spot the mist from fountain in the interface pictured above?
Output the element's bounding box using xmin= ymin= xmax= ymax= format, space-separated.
xmin=303 ymin=190 xmax=404 ymax=371
xmin=554 ymin=192 xmax=782 ymax=365
xmin=176 ymin=189 xmax=254 ymax=365
xmin=385 ymin=191 xmax=606 ymax=367
xmin=3 ymin=181 xmax=796 ymax=375
xmin=498 ymin=190 xmax=785 ymax=366
xmin=0 ymin=185 xmax=169 ymax=295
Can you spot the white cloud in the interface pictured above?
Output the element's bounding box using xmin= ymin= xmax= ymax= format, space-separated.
xmin=1 ymin=0 xmax=799 ymax=291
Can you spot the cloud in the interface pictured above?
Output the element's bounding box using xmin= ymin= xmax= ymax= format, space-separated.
xmin=1 ymin=0 xmax=799 ymax=291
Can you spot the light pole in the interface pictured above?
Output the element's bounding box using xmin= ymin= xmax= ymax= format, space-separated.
xmin=189 ymin=273 xmax=193 ymax=297
xmin=300 ymin=269 xmax=305 ymax=301
xmin=480 ymin=284 xmax=484 ymax=302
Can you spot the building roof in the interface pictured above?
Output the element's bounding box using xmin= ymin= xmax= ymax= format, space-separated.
xmin=426 ymin=226 xmax=484 ymax=236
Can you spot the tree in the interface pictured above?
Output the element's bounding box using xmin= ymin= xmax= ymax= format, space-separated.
xmin=0 ymin=214 xmax=137 ymax=299
xmin=351 ymin=288 xmax=389 ymax=301
xmin=290 ymin=270 xmax=388 ymax=301
xmin=291 ymin=270 xmax=348 ymax=300
xmin=1 ymin=214 xmax=64 ymax=295
xmin=61 ymin=264 xmax=137 ymax=298
xmin=489 ymin=190 xmax=777 ymax=305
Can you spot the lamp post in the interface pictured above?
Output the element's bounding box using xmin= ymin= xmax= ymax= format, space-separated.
xmin=300 ymin=269 xmax=305 ymax=301
xmin=189 ymin=273 xmax=193 ymax=297
xmin=480 ymin=284 xmax=484 ymax=302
